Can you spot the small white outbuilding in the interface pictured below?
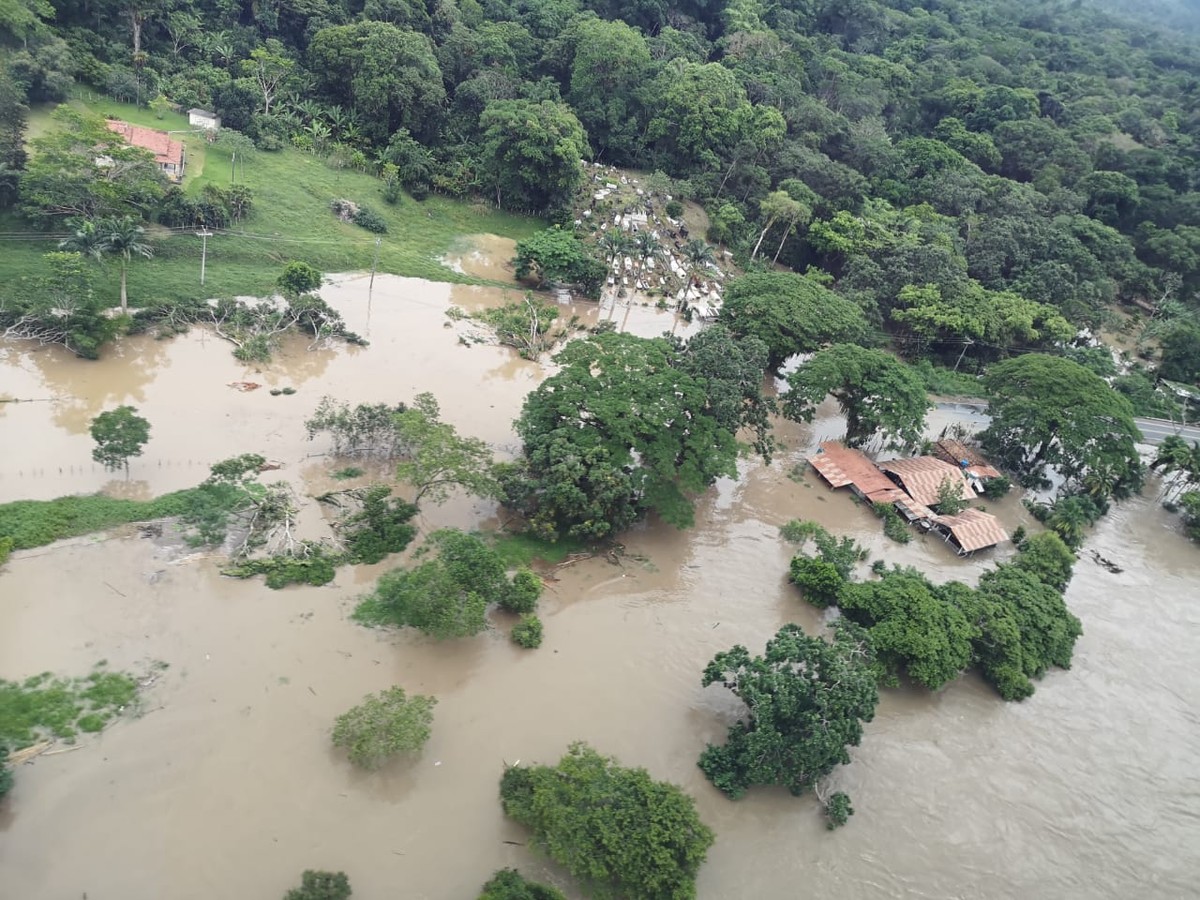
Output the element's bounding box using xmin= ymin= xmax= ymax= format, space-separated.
xmin=188 ymin=108 xmax=221 ymax=131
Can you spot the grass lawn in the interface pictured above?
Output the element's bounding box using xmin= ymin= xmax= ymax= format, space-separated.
xmin=4 ymin=94 xmax=542 ymax=304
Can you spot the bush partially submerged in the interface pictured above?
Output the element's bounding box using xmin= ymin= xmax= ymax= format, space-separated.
xmin=332 ymin=687 xmax=435 ymax=770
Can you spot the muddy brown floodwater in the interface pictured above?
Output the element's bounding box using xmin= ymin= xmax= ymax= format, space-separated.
xmin=2 ymin=261 xmax=1199 ymax=900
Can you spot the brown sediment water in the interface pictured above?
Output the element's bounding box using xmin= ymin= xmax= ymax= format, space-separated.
xmin=1 ymin=272 xmax=1198 ymax=900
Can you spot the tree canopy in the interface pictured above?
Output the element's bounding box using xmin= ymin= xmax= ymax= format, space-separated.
xmin=718 ymin=272 xmax=868 ymax=368
xmin=699 ymin=622 xmax=879 ymax=799
xmin=982 ymin=354 xmax=1144 ymax=497
xmin=503 ymin=331 xmax=744 ymax=540
xmin=783 ymin=344 xmax=931 ymax=449
xmin=90 ymin=405 xmax=151 ymax=473
xmin=500 ymin=743 xmax=714 ymax=900
xmin=354 ymin=529 xmax=512 ymax=638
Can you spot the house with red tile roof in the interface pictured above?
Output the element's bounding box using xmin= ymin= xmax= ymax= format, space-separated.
xmin=105 ymin=119 xmax=185 ymax=181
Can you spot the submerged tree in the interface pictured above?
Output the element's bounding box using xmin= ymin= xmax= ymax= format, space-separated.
xmin=282 ymin=870 xmax=351 ymax=900
xmin=354 ymin=529 xmax=511 ymax=638
xmin=332 ymin=686 xmax=435 ymax=770
xmin=501 ymin=743 xmax=714 ymax=900
xmin=393 ymin=393 xmax=500 ymax=504
xmin=699 ymin=622 xmax=879 ymax=799
xmin=90 ymin=405 xmax=150 ymax=473
xmin=477 ymin=869 xmax=565 ymax=900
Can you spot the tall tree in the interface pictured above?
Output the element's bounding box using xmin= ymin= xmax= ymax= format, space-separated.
xmin=507 ymin=332 xmax=739 ymax=539
xmin=479 ymin=99 xmax=589 ymax=215
xmin=719 ymin=272 xmax=868 ymax=368
xmin=95 ymin=215 xmax=154 ymax=313
xmin=698 ymin=622 xmax=879 ymax=798
xmin=308 ymin=22 xmax=445 ymax=144
xmin=783 ymin=344 xmax=931 ymax=449
xmin=981 ymin=354 xmax=1143 ymax=497
xmin=90 ymin=405 xmax=151 ymax=473
xmin=241 ymin=40 xmax=293 ymax=116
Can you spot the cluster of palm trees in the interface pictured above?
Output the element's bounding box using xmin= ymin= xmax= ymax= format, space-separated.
xmin=59 ymin=216 xmax=154 ymax=313
xmin=597 ymin=228 xmax=716 ymax=315
xmin=1152 ymin=435 xmax=1200 ymax=502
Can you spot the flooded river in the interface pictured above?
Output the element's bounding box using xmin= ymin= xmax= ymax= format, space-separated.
xmin=1 ymin=253 xmax=1198 ymax=899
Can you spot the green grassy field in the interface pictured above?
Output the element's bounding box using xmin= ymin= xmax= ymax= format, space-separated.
xmin=4 ymin=95 xmax=541 ymax=303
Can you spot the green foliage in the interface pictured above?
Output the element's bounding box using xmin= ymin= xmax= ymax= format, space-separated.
xmin=332 ymin=686 xmax=435 ymax=770
xmin=0 ymin=749 xmax=12 ymax=798
xmin=20 ymin=106 xmax=164 ymax=227
xmin=779 ymin=520 xmax=868 ymax=578
xmin=0 ymin=667 xmax=138 ymax=748
xmin=506 ymin=332 xmax=741 ymax=540
xmin=719 ymin=273 xmax=868 ymax=368
xmin=306 ymin=397 xmax=407 ymax=459
xmin=354 ymin=529 xmax=510 ymax=638
xmin=351 ymin=204 xmax=388 ymax=234
xmin=0 ymin=536 xmax=12 ymax=567
xmin=340 ymin=485 xmax=418 ymax=564
xmin=838 ymin=569 xmax=978 ymax=691
xmin=969 ymin=565 xmax=1083 ymax=701
xmin=480 ymin=99 xmax=588 ymax=216
xmin=501 ymin=568 xmax=543 ymax=614
xmin=224 ymin=548 xmax=340 ymax=589
xmin=674 ymin=325 xmax=778 ymax=461
xmin=89 ymin=405 xmax=151 ymax=472
xmin=393 ymin=393 xmax=500 ymax=505
xmin=824 ymin=792 xmax=854 ymax=830
xmin=981 ymin=475 xmax=1012 ymax=500
xmin=912 ymin=360 xmax=987 ymax=398
xmin=788 ymin=556 xmax=845 ymax=608
xmin=0 ymin=476 xmax=252 ymax=551
xmin=283 ymin=870 xmax=352 ymax=900
xmin=664 ymin=200 xmax=684 ymax=219
xmin=277 ymin=261 xmax=323 ymax=298
xmin=982 ymin=355 xmax=1143 ymax=499
xmin=513 ymin=228 xmax=605 ymax=297
xmin=699 ymin=623 xmax=879 ymax=799
xmin=1159 ymin=325 xmax=1200 ymax=386
xmin=933 ymin=476 xmax=968 ymax=515
xmin=873 ymin=502 xmax=912 ymax=543
xmin=331 ymin=467 xmax=364 ymax=480
xmin=784 ymin=345 xmax=931 ymax=449
xmin=489 ymin=533 xmax=588 ymax=567
xmin=478 ymin=869 xmax=566 ymax=900
xmin=476 ymin=294 xmax=563 ymax=358
xmin=500 ymin=743 xmax=714 ymax=900
xmin=1010 ymin=532 xmax=1077 ymax=593
xmin=511 ymin=614 xmax=544 ymax=649
xmin=0 ymin=251 xmax=117 ymax=358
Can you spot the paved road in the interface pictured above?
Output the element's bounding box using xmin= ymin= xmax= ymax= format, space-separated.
xmin=1134 ymin=417 xmax=1200 ymax=446
xmin=932 ymin=401 xmax=1200 ymax=447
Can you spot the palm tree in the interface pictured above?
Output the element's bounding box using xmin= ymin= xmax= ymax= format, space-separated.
xmin=58 ymin=218 xmax=108 ymax=263
xmin=1152 ymin=435 xmax=1200 ymax=500
xmin=681 ymin=238 xmax=714 ymax=293
xmin=597 ymin=230 xmax=625 ymax=265
xmin=97 ymin=216 xmax=154 ymax=313
xmin=632 ymin=231 xmax=661 ymax=281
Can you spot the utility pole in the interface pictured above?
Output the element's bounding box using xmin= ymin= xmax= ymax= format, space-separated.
xmin=231 ymin=151 xmax=236 ymax=185
xmin=953 ymin=339 xmax=974 ymax=372
xmin=197 ymin=228 xmax=213 ymax=285
xmin=369 ymin=236 xmax=382 ymax=293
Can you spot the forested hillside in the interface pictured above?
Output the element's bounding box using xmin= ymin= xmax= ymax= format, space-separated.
xmin=2 ymin=0 xmax=1200 ymax=382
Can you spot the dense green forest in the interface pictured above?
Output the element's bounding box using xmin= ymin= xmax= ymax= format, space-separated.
xmin=2 ymin=0 xmax=1200 ymax=387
